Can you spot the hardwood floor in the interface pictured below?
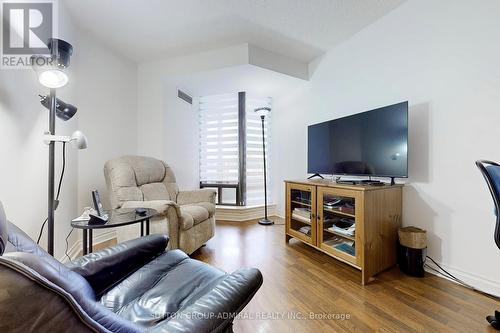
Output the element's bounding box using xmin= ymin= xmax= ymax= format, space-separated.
xmin=191 ymin=217 xmax=500 ymax=333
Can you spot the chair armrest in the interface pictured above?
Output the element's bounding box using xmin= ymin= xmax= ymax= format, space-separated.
xmin=121 ymin=200 xmax=182 ymax=250
xmin=152 ymin=268 xmax=263 ymax=333
xmin=66 ymin=234 xmax=168 ymax=296
xmin=177 ymin=189 xmax=216 ymax=205
xmin=121 ymin=199 xmax=181 ymax=216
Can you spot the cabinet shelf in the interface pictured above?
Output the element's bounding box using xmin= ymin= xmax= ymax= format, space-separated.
xmin=323 ymin=207 xmax=355 ymax=218
xmin=323 ymin=228 xmax=355 ymax=241
xmin=291 ymin=218 xmax=311 ymax=225
xmin=291 ymin=200 xmax=311 ymax=207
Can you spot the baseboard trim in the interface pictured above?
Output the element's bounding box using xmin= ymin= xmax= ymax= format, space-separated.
xmin=60 ymin=230 xmax=117 ymax=263
xmin=216 ymin=204 xmax=277 ymax=222
xmin=425 ymin=261 xmax=500 ymax=297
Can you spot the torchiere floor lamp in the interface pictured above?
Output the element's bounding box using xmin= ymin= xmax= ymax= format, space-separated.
xmin=254 ymin=107 xmax=273 ymax=226
xmin=32 ymin=38 xmax=87 ymax=255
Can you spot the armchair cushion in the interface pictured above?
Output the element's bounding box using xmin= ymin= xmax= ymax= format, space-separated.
xmin=140 ymin=182 xmax=171 ymax=201
xmin=194 ymin=201 xmax=216 ymax=216
xmin=152 ymin=268 xmax=263 ymax=333
xmin=100 ymin=249 xmax=264 ymax=332
xmin=180 ymin=205 xmax=211 ymax=230
xmin=104 ymin=156 xmax=180 ymax=209
xmin=67 ymin=234 xmax=168 ymax=296
xmin=101 ymin=250 xmax=225 ymax=322
xmin=177 ymin=189 xmax=216 ymax=205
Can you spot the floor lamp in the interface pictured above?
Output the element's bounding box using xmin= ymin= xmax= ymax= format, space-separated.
xmin=254 ymin=107 xmax=273 ymax=226
xmin=32 ymin=39 xmax=87 ymax=256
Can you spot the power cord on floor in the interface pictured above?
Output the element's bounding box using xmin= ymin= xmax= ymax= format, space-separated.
xmin=425 ymin=255 xmax=500 ymax=301
xmin=36 ymin=142 xmax=67 ymax=245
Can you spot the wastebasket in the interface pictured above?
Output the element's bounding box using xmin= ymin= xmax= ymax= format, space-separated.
xmin=397 ymin=227 xmax=427 ymax=277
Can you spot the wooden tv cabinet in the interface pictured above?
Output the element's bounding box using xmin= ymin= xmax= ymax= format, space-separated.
xmin=285 ymin=180 xmax=403 ymax=284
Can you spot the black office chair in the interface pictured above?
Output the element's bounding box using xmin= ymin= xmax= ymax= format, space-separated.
xmin=475 ymin=160 xmax=500 ymax=330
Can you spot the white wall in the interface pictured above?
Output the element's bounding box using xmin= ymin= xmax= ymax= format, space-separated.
xmin=272 ymin=0 xmax=500 ymax=294
xmin=74 ymin=31 xmax=137 ymax=211
xmin=162 ymin=82 xmax=199 ymax=190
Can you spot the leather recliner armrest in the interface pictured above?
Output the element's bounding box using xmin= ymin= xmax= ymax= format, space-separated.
xmin=66 ymin=234 xmax=168 ymax=296
xmin=151 ymin=267 xmax=263 ymax=333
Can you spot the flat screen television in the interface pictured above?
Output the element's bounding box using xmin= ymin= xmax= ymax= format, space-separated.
xmin=307 ymin=101 xmax=408 ymax=178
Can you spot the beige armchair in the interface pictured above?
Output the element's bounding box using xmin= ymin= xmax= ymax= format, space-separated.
xmin=103 ymin=156 xmax=216 ymax=254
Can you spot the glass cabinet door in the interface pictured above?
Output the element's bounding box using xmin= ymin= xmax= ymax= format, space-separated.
xmin=317 ymin=188 xmax=360 ymax=266
xmin=286 ymin=183 xmax=316 ymax=246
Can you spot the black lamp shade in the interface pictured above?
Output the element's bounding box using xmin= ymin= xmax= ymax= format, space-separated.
xmin=47 ymin=38 xmax=73 ymax=68
xmin=39 ymin=95 xmax=77 ymax=121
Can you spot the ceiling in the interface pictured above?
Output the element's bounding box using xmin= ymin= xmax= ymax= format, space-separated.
xmin=170 ymin=64 xmax=307 ymax=99
xmin=63 ymin=0 xmax=405 ymax=63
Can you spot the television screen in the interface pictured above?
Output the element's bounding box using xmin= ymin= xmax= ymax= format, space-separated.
xmin=307 ymin=102 xmax=408 ymax=178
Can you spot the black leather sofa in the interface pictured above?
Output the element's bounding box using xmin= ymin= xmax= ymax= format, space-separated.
xmin=0 ymin=203 xmax=262 ymax=332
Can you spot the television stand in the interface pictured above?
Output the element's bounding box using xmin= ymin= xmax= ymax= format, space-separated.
xmin=284 ymin=179 xmax=403 ymax=284
xmin=307 ymin=173 xmax=324 ymax=179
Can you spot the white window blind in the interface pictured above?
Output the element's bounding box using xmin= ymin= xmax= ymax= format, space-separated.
xmin=199 ymin=92 xmax=271 ymax=206
xmin=199 ymin=93 xmax=239 ymax=183
xmin=245 ymin=95 xmax=272 ymax=206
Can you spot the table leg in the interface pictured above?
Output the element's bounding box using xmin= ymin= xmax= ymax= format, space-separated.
xmin=146 ymin=219 xmax=150 ymax=235
xmin=141 ymin=221 xmax=144 ymax=237
xmin=82 ymin=229 xmax=87 ymax=255
xmin=88 ymin=229 xmax=93 ymax=253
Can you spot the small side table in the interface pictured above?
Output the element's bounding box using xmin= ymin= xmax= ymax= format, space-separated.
xmin=71 ymin=208 xmax=157 ymax=255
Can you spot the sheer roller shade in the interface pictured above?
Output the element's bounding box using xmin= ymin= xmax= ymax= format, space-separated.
xmin=199 ymin=93 xmax=239 ymax=183
xmin=199 ymin=92 xmax=271 ymax=206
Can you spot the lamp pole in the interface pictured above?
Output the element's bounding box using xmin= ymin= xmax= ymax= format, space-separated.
xmin=261 ymin=115 xmax=268 ymax=219
xmin=33 ymin=38 xmax=77 ymax=256
xmin=258 ymin=112 xmax=273 ymax=225
xmin=47 ymin=88 xmax=56 ymax=255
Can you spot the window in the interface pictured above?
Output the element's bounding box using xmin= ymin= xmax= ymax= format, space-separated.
xmin=199 ymin=92 xmax=271 ymax=206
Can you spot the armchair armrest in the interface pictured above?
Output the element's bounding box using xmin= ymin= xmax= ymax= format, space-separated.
xmin=67 ymin=234 xmax=168 ymax=296
xmin=177 ymin=189 xmax=216 ymax=205
xmin=153 ymin=268 xmax=263 ymax=333
xmin=121 ymin=199 xmax=181 ymax=216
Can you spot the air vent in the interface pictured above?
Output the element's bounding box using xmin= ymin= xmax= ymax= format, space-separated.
xmin=178 ymin=89 xmax=193 ymax=105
